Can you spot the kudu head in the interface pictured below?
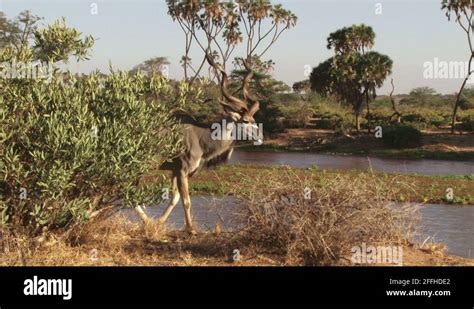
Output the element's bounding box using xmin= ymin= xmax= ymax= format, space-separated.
xmin=208 ymin=55 xmax=262 ymax=144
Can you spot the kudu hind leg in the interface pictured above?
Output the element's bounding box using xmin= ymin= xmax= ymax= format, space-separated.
xmin=158 ymin=173 xmax=180 ymax=224
xmin=177 ymin=173 xmax=196 ymax=235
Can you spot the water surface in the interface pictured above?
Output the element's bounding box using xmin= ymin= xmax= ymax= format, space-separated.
xmin=124 ymin=197 xmax=474 ymax=259
xmin=230 ymin=151 xmax=474 ymax=176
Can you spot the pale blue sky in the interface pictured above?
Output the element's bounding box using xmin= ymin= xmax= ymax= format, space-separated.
xmin=0 ymin=0 xmax=468 ymax=94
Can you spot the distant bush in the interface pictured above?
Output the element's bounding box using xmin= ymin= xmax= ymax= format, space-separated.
xmin=180 ymin=80 xmax=221 ymax=123
xmin=270 ymin=92 xmax=301 ymax=105
xmin=401 ymin=109 xmax=448 ymax=128
xmin=279 ymin=101 xmax=312 ymax=128
xmin=381 ymin=125 xmax=422 ymax=148
xmin=311 ymin=96 xmax=354 ymax=131
xmin=315 ymin=119 xmax=336 ymax=129
xmin=255 ymin=99 xmax=285 ymax=134
xmin=366 ymin=109 xmax=392 ymax=126
xmin=457 ymin=110 xmax=474 ymax=131
xmin=458 ymin=97 xmax=474 ymax=110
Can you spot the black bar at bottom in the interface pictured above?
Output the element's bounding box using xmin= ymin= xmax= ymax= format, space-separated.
xmin=0 ymin=267 xmax=472 ymax=306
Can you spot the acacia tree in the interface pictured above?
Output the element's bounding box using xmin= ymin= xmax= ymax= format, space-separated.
xmin=130 ymin=56 xmax=171 ymax=76
xmin=231 ymin=55 xmax=290 ymax=98
xmin=409 ymin=87 xmax=437 ymax=105
xmin=442 ymin=0 xmax=474 ymax=133
xmin=166 ymin=0 xmax=297 ymax=116
xmin=310 ymin=24 xmax=393 ymax=132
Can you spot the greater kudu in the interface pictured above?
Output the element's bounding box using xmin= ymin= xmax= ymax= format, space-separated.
xmin=157 ymin=56 xmax=261 ymax=235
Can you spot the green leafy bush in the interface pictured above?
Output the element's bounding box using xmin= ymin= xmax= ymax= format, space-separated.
xmin=279 ymin=101 xmax=312 ymax=128
xmin=0 ymin=71 xmax=185 ymax=233
xmin=256 ymin=100 xmax=285 ymax=134
xmin=311 ymin=97 xmax=355 ymax=132
xmin=180 ymin=80 xmax=221 ymax=123
xmin=401 ymin=109 xmax=447 ymax=128
xmin=381 ymin=125 xmax=422 ymax=148
xmin=458 ymin=97 xmax=474 ymax=110
xmin=457 ymin=110 xmax=474 ymax=131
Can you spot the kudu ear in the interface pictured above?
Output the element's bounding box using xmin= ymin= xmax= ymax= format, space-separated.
xmin=221 ymin=104 xmax=242 ymax=121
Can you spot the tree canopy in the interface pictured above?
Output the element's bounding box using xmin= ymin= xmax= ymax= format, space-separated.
xmin=310 ymin=24 xmax=393 ymax=131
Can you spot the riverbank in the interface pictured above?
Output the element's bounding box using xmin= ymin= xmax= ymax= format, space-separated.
xmin=2 ymin=165 xmax=472 ymax=266
xmin=239 ymin=128 xmax=474 ymax=161
xmin=1 ymin=218 xmax=472 ymax=266
xmin=176 ymin=165 xmax=474 ymax=205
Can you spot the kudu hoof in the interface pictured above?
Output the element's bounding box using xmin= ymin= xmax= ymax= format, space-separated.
xmin=186 ymin=227 xmax=198 ymax=236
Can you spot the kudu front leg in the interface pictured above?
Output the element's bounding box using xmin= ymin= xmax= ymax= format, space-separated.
xmin=177 ymin=173 xmax=197 ymax=235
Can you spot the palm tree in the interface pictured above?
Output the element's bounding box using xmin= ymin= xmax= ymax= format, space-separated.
xmin=311 ymin=24 xmax=392 ymax=132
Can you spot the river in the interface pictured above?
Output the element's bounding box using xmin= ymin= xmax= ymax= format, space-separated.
xmin=124 ymin=196 xmax=473 ymax=259
xmin=125 ymin=151 xmax=473 ymax=259
xmin=230 ymin=151 xmax=474 ymax=176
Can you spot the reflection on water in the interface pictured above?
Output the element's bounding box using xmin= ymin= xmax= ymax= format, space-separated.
xmin=230 ymin=151 xmax=474 ymax=176
xmin=123 ymin=196 xmax=474 ymax=259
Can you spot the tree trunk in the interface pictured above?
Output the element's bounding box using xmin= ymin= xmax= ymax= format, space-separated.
xmin=355 ymin=110 xmax=361 ymax=132
xmin=452 ymin=55 xmax=473 ymax=134
xmin=389 ymin=78 xmax=401 ymax=123
xmin=366 ymin=91 xmax=371 ymax=133
xmin=451 ymin=74 xmax=471 ymax=134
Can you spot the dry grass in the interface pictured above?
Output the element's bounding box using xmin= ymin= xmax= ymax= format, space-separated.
xmin=0 ymin=214 xmax=243 ymax=266
xmin=229 ymin=168 xmax=419 ymax=265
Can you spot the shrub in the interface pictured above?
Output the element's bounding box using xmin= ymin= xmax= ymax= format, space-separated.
xmin=457 ymin=110 xmax=474 ymax=131
xmin=180 ymin=80 xmax=221 ymax=123
xmin=279 ymin=101 xmax=312 ymax=128
xmin=231 ymin=170 xmax=417 ymax=265
xmin=0 ymin=71 xmax=185 ymax=234
xmin=401 ymin=109 xmax=447 ymax=128
xmin=381 ymin=125 xmax=422 ymax=148
xmin=255 ymin=100 xmax=285 ymax=134
xmin=458 ymin=97 xmax=474 ymax=110
xmin=311 ymin=97 xmax=354 ymax=131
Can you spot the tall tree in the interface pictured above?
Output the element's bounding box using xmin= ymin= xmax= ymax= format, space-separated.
xmin=442 ymin=0 xmax=474 ymax=133
xmin=310 ymin=24 xmax=392 ymax=132
xmin=166 ymin=0 xmax=297 ymax=116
